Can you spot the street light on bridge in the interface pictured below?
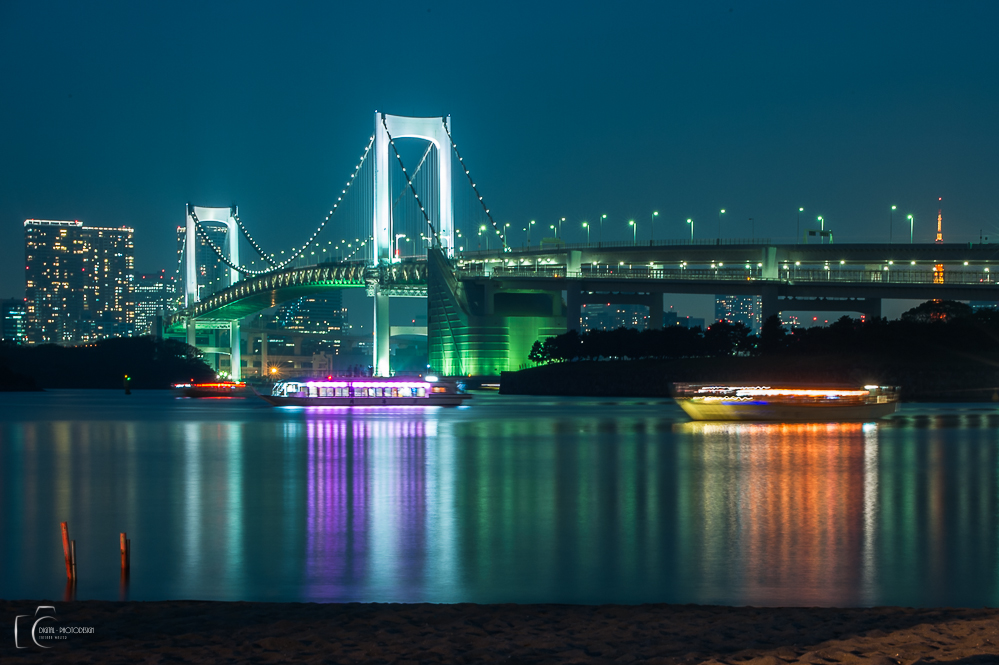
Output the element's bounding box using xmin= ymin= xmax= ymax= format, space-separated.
xmin=651 ymin=211 xmax=658 ymax=242
xmin=908 ymin=214 xmax=914 ymax=244
xmin=890 ymin=205 xmax=897 ymax=243
xmin=600 ymin=214 xmax=607 ymax=244
xmin=718 ymin=209 xmax=725 ymax=241
xmin=582 ymin=221 xmax=589 ymax=244
xmin=629 ymin=220 xmax=636 ymax=245
xmin=687 ymin=218 xmax=694 ymax=242
xmin=394 ymin=233 xmax=406 ymax=260
xmin=528 ymin=220 xmax=535 ymax=248
xmin=797 ymin=207 xmax=803 ymax=244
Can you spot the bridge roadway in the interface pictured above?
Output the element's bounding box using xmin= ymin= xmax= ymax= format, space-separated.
xmin=177 ymin=242 xmax=999 ymax=324
xmin=456 ymin=263 xmax=999 ymax=325
xmin=458 ymin=240 xmax=999 ymax=270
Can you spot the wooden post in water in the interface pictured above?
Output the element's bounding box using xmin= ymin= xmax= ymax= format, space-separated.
xmin=70 ymin=540 xmax=77 ymax=581
xmin=119 ymin=532 xmax=130 ymax=600
xmin=120 ymin=533 xmax=129 ymax=573
xmin=60 ymin=522 xmax=73 ymax=581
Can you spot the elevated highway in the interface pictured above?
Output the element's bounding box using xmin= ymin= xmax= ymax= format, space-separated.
xmin=458 ymin=240 xmax=999 ymax=271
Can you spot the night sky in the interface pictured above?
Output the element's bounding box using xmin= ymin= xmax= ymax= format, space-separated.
xmin=2 ymin=1 xmax=997 ymax=320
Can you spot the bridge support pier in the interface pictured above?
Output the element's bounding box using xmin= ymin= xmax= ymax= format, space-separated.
xmin=260 ymin=332 xmax=268 ymax=378
xmin=566 ymin=288 xmax=582 ymax=332
xmin=374 ymin=293 xmax=391 ymax=377
xmin=230 ymin=321 xmax=241 ymax=382
xmin=760 ymin=285 xmax=780 ymax=321
xmin=648 ymin=294 xmax=664 ymax=330
xmin=186 ymin=318 xmax=196 ymax=348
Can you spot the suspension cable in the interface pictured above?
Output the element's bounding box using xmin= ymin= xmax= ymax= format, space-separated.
xmin=392 ymin=141 xmax=433 ymax=210
xmin=187 ymin=134 xmax=375 ymax=276
xmin=442 ymin=119 xmax=507 ymax=250
xmin=175 ymin=232 xmax=186 ymax=277
xmin=382 ymin=115 xmax=439 ymax=247
xmin=233 ymin=212 xmax=279 ymax=266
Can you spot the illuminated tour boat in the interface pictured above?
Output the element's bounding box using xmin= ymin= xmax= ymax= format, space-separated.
xmin=172 ymin=381 xmax=248 ymax=398
xmin=672 ymin=384 xmax=899 ymax=422
xmin=259 ymin=376 xmax=470 ymax=407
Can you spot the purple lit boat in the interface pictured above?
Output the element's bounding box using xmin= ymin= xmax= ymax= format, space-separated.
xmin=258 ymin=377 xmax=470 ymax=407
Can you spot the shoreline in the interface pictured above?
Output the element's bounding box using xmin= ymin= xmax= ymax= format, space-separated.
xmin=500 ymin=357 xmax=999 ymax=402
xmin=4 ymin=600 xmax=997 ymax=663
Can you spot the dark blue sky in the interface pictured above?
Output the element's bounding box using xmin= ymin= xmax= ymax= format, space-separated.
xmin=2 ymin=1 xmax=998 ymax=306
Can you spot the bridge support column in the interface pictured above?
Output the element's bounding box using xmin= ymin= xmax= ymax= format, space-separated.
xmin=566 ymin=288 xmax=582 ymax=332
xmin=260 ymin=332 xmax=268 ymax=378
xmin=648 ymin=294 xmax=664 ymax=330
xmin=863 ymin=298 xmax=882 ymax=320
xmin=374 ymin=293 xmax=390 ymax=376
xmin=760 ymin=285 xmax=780 ymax=321
xmin=186 ymin=318 xmax=196 ymax=348
xmin=230 ymin=321 xmax=241 ymax=382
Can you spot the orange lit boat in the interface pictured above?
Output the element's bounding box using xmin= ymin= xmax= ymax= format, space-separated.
xmin=172 ymin=381 xmax=249 ymax=398
xmin=672 ymin=384 xmax=899 ymax=422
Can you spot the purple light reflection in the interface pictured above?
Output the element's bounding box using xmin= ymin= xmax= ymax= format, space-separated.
xmin=302 ymin=415 xmax=431 ymax=601
xmin=304 ymin=419 xmax=369 ymax=600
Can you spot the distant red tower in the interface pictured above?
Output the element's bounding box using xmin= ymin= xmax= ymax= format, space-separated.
xmin=935 ymin=197 xmax=944 ymax=244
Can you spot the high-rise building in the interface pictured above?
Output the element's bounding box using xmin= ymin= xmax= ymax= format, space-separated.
xmin=177 ymin=221 xmax=232 ymax=302
xmin=133 ymin=271 xmax=178 ymax=335
xmin=715 ymin=295 xmax=762 ymax=334
xmin=79 ymin=225 xmax=135 ymax=337
xmin=24 ymin=220 xmax=85 ymax=343
xmin=24 ymin=219 xmax=135 ymax=344
xmin=1 ymin=298 xmax=28 ymax=344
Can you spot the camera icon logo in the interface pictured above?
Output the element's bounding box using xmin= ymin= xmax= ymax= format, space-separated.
xmin=14 ymin=605 xmax=58 ymax=649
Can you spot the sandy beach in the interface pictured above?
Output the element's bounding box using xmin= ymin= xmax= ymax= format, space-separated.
xmin=3 ymin=601 xmax=998 ymax=664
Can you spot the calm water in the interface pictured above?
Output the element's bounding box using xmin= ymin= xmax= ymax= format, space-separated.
xmin=2 ymin=390 xmax=999 ymax=607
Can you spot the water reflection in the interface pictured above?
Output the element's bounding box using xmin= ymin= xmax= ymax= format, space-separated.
xmin=1 ymin=394 xmax=999 ymax=606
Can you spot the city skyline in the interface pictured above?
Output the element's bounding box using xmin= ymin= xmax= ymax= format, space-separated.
xmin=2 ymin=2 xmax=999 ymax=302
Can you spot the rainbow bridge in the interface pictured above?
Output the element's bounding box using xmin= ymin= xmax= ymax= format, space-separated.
xmin=170 ymin=113 xmax=999 ymax=380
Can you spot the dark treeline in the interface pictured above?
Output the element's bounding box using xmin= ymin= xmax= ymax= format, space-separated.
xmin=528 ymin=300 xmax=999 ymax=364
xmin=528 ymin=321 xmax=754 ymax=363
xmin=0 ymin=337 xmax=215 ymax=389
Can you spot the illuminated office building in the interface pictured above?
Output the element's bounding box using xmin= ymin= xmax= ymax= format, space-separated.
xmin=271 ymin=293 xmax=345 ymax=334
xmin=580 ymin=303 xmax=651 ymax=331
xmin=133 ymin=271 xmax=178 ymax=335
xmin=1 ymin=298 xmax=28 ymax=344
xmin=715 ymin=295 xmax=762 ymax=334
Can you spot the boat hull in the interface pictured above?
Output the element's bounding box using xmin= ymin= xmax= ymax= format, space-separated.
xmin=258 ymin=394 xmax=471 ymax=407
xmin=173 ymin=383 xmax=250 ymax=398
xmin=676 ymin=399 xmax=898 ymax=422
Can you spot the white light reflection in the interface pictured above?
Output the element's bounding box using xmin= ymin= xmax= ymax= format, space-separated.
xmin=181 ymin=423 xmax=202 ymax=596
xmin=861 ymin=421 xmax=879 ymax=605
xmin=425 ymin=417 xmax=459 ymax=600
xmin=224 ymin=423 xmax=245 ymax=593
